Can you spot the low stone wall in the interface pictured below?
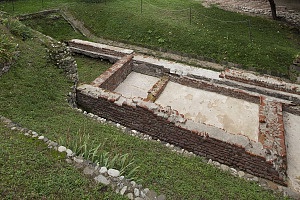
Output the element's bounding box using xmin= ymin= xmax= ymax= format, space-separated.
xmin=146 ymin=76 xmax=169 ymax=102
xmin=47 ymin=40 xmax=78 ymax=108
xmin=18 ymin=9 xmax=60 ymax=20
xmin=91 ymin=55 xmax=133 ymax=91
xmin=220 ymin=69 xmax=300 ymax=95
xmin=132 ymin=61 xmax=168 ymax=78
xmin=215 ymin=78 xmax=300 ymax=105
xmin=75 ymin=54 xmax=290 ymax=186
xmin=68 ymin=39 xmax=134 ymax=58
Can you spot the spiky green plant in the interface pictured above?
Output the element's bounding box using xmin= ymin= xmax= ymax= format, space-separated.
xmin=0 ymin=35 xmax=18 ymax=65
xmin=58 ymin=130 xmax=140 ymax=180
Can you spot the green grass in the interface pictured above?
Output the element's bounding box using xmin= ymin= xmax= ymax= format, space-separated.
xmin=0 ymin=123 xmax=127 ymax=200
xmin=1 ymin=0 xmax=300 ymax=78
xmin=75 ymin=54 xmax=112 ymax=84
xmin=0 ymin=22 xmax=290 ymax=199
xmin=22 ymin=13 xmax=86 ymax=41
xmin=70 ymin=0 xmax=299 ymax=77
xmin=0 ymin=0 xmax=75 ymax=15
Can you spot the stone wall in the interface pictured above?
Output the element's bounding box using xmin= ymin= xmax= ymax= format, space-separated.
xmin=220 ymin=69 xmax=300 ymax=95
xmin=68 ymin=39 xmax=134 ymax=58
xmin=132 ymin=61 xmax=168 ymax=78
xmin=47 ymin=40 xmax=78 ymax=108
xmin=18 ymin=9 xmax=60 ymax=20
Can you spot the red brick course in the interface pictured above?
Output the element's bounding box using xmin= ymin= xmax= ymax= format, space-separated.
xmin=76 ymin=88 xmax=287 ymax=185
xmin=91 ymin=55 xmax=133 ymax=90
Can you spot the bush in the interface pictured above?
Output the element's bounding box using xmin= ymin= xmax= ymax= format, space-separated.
xmin=0 ymin=34 xmax=18 ymax=65
xmin=2 ymin=18 xmax=33 ymax=40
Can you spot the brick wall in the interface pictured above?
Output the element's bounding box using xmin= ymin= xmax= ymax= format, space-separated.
xmin=69 ymin=41 xmax=296 ymax=186
xmin=76 ymin=86 xmax=287 ymax=185
xmin=91 ymin=55 xmax=133 ymax=91
xmin=132 ymin=61 xmax=168 ymax=78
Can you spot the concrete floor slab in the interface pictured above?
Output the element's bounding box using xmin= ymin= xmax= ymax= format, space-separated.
xmin=114 ymin=72 xmax=159 ymax=99
xmin=156 ymin=81 xmax=259 ymax=141
xmin=284 ymin=112 xmax=300 ymax=193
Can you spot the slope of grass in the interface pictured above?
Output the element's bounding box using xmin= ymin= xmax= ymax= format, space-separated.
xmin=0 ymin=22 xmax=290 ymax=199
xmin=0 ymin=123 xmax=127 ymax=200
xmin=69 ymin=0 xmax=299 ymax=77
xmin=1 ymin=0 xmax=299 ymax=78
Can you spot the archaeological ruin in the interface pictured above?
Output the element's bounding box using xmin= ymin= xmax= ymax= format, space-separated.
xmin=68 ymin=39 xmax=300 ymax=192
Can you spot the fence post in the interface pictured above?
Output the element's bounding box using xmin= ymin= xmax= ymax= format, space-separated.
xmin=189 ymin=7 xmax=192 ymax=25
xmin=12 ymin=0 xmax=14 ymax=11
xmin=248 ymin=19 xmax=252 ymax=42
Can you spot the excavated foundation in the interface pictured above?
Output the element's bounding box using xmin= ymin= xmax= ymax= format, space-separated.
xmin=69 ymin=39 xmax=300 ymax=190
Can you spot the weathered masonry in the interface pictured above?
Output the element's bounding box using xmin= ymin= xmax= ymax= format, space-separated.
xmin=69 ymin=39 xmax=300 ymax=192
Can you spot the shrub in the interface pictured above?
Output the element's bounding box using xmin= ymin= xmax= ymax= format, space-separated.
xmin=0 ymin=34 xmax=18 ymax=65
xmin=2 ymin=18 xmax=33 ymax=40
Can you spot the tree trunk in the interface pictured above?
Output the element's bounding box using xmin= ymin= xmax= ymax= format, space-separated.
xmin=268 ymin=0 xmax=278 ymax=20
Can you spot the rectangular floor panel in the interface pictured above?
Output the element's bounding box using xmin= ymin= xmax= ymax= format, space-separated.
xmin=114 ymin=72 xmax=159 ymax=99
xmin=156 ymin=81 xmax=260 ymax=141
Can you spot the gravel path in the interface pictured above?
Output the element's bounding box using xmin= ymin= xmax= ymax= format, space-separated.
xmin=201 ymin=0 xmax=300 ymax=28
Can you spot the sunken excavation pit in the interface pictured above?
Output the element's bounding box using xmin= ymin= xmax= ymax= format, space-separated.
xmin=68 ymin=39 xmax=300 ymax=192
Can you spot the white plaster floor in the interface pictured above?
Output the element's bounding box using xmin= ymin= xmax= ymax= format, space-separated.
xmin=155 ymin=81 xmax=259 ymax=141
xmin=284 ymin=112 xmax=300 ymax=193
xmin=114 ymin=72 xmax=159 ymax=99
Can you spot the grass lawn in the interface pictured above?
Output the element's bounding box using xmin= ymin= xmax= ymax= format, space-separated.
xmin=75 ymin=54 xmax=112 ymax=84
xmin=0 ymin=123 xmax=127 ymax=200
xmin=0 ymin=20 xmax=291 ymax=199
xmin=1 ymin=0 xmax=299 ymax=78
